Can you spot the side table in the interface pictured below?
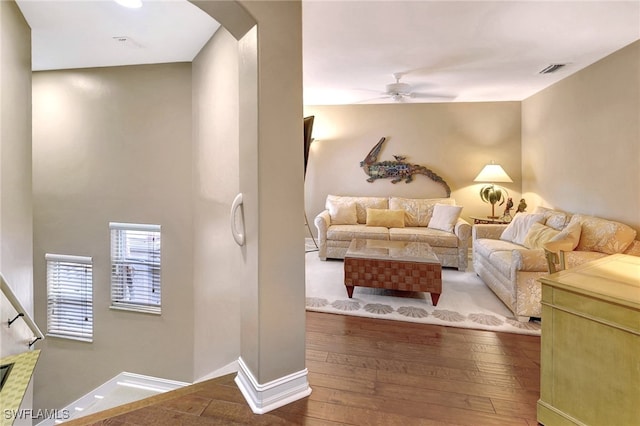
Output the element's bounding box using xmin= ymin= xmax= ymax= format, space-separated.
xmin=469 ymin=216 xmax=511 ymax=225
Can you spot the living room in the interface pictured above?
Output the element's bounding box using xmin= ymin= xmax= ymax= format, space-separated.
xmin=303 ymin=43 xmax=639 ymax=235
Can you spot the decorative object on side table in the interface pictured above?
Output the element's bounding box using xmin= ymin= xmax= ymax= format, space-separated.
xmin=499 ymin=197 xmax=514 ymax=222
xmin=474 ymin=162 xmax=513 ymax=219
xmin=517 ymin=198 xmax=527 ymax=213
xmin=360 ymin=137 xmax=451 ymax=196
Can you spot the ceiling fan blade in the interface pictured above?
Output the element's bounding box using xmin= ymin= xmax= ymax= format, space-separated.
xmin=354 ymin=87 xmax=386 ymax=94
xmin=410 ymin=92 xmax=457 ymax=100
xmin=355 ymin=95 xmax=391 ymax=104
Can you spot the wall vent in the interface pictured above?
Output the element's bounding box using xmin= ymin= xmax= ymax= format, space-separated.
xmin=539 ymin=64 xmax=566 ymax=74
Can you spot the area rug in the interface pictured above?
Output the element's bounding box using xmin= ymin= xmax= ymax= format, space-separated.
xmin=305 ymin=252 xmax=541 ymax=336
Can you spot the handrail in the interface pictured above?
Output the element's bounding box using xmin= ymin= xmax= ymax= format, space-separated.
xmin=1 ymin=272 xmax=45 ymax=347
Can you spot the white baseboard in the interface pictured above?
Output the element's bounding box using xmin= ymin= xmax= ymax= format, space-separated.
xmin=37 ymin=372 xmax=189 ymax=425
xmin=234 ymin=357 xmax=312 ymax=414
xmin=194 ymin=360 xmax=239 ymax=383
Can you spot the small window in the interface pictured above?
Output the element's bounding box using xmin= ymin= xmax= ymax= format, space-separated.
xmin=46 ymin=254 xmax=93 ymax=342
xmin=110 ymin=222 xmax=161 ymax=314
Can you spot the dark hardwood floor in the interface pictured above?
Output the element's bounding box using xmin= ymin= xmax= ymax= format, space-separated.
xmin=66 ymin=311 xmax=541 ymax=425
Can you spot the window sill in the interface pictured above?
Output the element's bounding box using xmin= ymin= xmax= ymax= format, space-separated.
xmin=110 ymin=305 xmax=161 ymax=315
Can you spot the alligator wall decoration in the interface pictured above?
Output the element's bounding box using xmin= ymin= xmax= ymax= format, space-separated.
xmin=360 ymin=137 xmax=451 ymax=197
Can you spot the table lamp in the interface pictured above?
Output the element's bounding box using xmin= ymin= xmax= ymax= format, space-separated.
xmin=474 ymin=162 xmax=513 ymax=219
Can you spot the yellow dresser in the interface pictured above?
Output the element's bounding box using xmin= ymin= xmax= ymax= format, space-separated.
xmin=537 ymin=254 xmax=640 ymax=425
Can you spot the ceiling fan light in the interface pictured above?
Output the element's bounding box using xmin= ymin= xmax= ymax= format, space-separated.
xmin=386 ymin=82 xmax=410 ymax=95
xmin=114 ymin=0 xmax=143 ymax=9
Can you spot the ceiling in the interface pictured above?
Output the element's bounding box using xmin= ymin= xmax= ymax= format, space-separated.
xmin=15 ymin=0 xmax=640 ymax=105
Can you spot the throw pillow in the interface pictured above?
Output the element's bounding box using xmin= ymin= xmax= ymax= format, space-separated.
xmin=366 ymin=208 xmax=405 ymax=228
xmin=427 ymin=204 xmax=463 ymax=233
xmin=389 ymin=197 xmax=454 ymax=227
xmin=328 ymin=201 xmax=357 ymax=225
xmin=571 ymin=214 xmax=637 ymax=254
xmin=523 ymin=222 xmax=560 ymax=249
xmin=500 ymin=213 xmax=546 ymax=246
xmin=548 ymin=220 xmax=582 ymax=251
xmin=534 ymin=206 xmax=572 ymax=231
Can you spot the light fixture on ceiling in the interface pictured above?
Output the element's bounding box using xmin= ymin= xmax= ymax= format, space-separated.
xmin=474 ymin=162 xmax=513 ymax=219
xmin=114 ymin=0 xmax=142 ymax=9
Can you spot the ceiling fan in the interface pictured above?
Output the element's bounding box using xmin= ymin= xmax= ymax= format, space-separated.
xmin=385 ymin=72 xmax=413 ymax=101
xmin=360 ymin=72 xmax=455 ymax=103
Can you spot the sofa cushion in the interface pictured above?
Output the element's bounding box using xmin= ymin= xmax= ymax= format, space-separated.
xmin=428 ymin=204 xmax=463 ymax=233
xmin=500 ymin=213 xmax=545 ymax=245
xmin=326 ymin=195 xmax=388 ymax=224
xmin=523 ymin=223 xmax=560 ymax=249
xmin=327 ymin=224 xmax=389 ymax=241
xmin=571 ymin=214 xmax=637 ymax=254
xmin=474 ymin=238 xmax=524 ymax=260
xmin=564 ymin=251 xmax=608 ymax=269
xmin=327 ymin=200 xmax=357 ymax=225
xmin=389 ymin=227 xmax=459 ymax=248
xmin=366 ymin=208 xmax=405 ymax=228
xmin=389 ymin=197 xmax=454 ymax=227
xmin=534 ymin=206 xmax=572 ymax=231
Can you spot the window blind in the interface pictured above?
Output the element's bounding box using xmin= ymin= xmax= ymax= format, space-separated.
xmin=46 ymin=254 xmax=93 ymax=342
xmin=110 ymin=222 xmax=161 ymax=314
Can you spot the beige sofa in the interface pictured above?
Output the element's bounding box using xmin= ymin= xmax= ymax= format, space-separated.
xmin=473 ymin=207 xmax=640 ymax=321
xmin=314 ymin=195 xmax=472 ymax=271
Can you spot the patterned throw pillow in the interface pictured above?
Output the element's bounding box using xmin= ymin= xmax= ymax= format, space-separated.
xmin=533 ymin=206 xmax=572 ymax=231
xmin=571 ymin=214 xmax=637 ymax=254
xmin=326 ymin=195 xmax=388 ymax=224
xmin=389 ymin=197 xmax=454 ymax=227
xmin=327 ymin=200 xmax=357 ymax=225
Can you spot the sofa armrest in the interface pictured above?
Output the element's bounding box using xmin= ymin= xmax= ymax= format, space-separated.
xmin=512 ymin=248 xmax=549 ymax=272
xmin=314 ymin=210 xmax=330 ymax=260
xmin=472 ymin=224 xmax=508 ymax=241
xmin=454 ymin=218 xmax=472 ymax=241
xmin=314 ymin=210 xmax=330 ymax=238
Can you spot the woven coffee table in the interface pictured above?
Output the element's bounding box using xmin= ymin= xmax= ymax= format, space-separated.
xmin=344 ymin=239 xmax=442 ymax=305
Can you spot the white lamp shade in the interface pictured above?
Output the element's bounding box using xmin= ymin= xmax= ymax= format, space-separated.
xmin=474 ymin=163 xmax=513 ymax=183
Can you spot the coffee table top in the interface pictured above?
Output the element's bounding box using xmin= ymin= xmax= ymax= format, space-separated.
xmin=345 ymin=239 xmax=440 ymax=264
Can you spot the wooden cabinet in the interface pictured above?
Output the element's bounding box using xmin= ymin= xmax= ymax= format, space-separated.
xmin=537 ymin=254 xmax=640 ymax=425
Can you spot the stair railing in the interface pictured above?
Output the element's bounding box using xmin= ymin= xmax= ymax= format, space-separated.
xmin=1 ymin=272 xmax=44 ymax=347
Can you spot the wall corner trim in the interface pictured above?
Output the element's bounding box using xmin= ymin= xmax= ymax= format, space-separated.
xmin=234 ymin=356 xmax=312 ymax=414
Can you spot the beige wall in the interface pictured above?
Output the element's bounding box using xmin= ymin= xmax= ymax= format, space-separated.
xmin=32 ymin=64 xmax=195 ymax=410
xmin=1 ymin=0 xmax=33 ymax=336
xmin=28 ymin=0 xmax=306 ymax=411
xmin=522 ymin=40 xmax=640 ymax=234
xmin=1 ymin=2 xmax=34 ymax=422
xmin=304 ymin=102 xmax=522 ymax=228
xmin=1 ymin=0 xmax=34 ymax=358
xmin=193 ymin=0 xmax=306 ymax=387
xmin=192 ymin=26 xmax=242 ymax=380
xmin=241 ymin=0 xmax=306 ymax=385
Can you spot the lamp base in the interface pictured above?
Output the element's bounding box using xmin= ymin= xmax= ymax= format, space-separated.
xmin=487 ymin=216 xmax=500 ymax=219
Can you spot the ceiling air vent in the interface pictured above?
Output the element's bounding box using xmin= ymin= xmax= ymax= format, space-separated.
xmin=539 ymin=64 xmax=566 ymax=74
